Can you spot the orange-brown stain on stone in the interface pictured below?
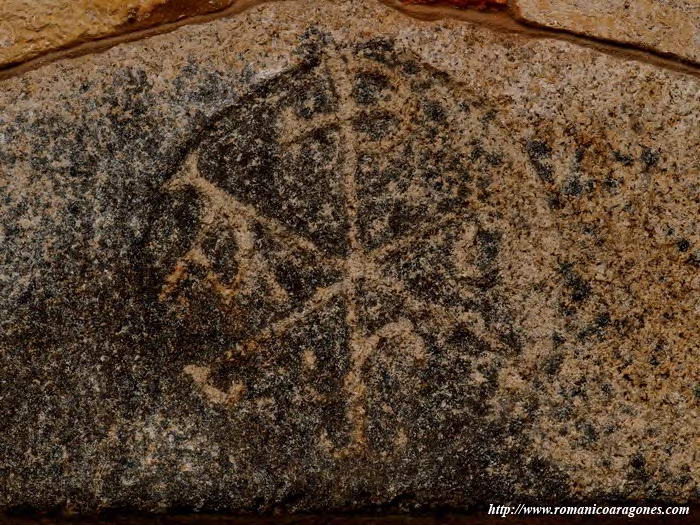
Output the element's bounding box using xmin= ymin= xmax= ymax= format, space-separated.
xmin=401 ymin=0 xmax=508 ymax=9
xmin=118 ymin=0 xmax=235 ymax=30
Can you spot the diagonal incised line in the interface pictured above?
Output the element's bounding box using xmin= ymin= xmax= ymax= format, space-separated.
xmin=224 ymin=280 xmax=346 ymax=360
xmin=278 ymin=114 xmax=345 ymax=148
xmin=368 ymin=210 xmax=472 ymax=263
xmin=364 ymin=271 xmax=467 ymax=328
xmin=185 ymin=175 xmax=345 ymax=268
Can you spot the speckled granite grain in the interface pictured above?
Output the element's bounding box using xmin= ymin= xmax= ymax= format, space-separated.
xmin=0 ymin=0 xmax=698 ymax=514
xmin=0 ymin=0 xmax=239 ymax=68
xmin=512 ymin=0 xmax=700 ymax=64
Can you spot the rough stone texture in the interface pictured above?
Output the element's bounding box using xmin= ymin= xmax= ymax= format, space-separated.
xmin=0 ymin=0 xmax=237 ymax=68
xmin=0 ymin=0 xmax=698 ymax=515
xmin=512 ymin=0 xmax=700 ymax=64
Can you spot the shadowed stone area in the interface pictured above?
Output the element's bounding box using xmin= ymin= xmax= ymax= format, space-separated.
xmin=0 ymin=0 xmax=698 ymax=516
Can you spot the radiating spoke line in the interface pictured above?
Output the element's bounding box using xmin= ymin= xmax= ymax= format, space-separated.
xmin=278 ymin=115 xmax=344 ymax=147
xmin=363 ymin=272 xmax=467 ymax=328
xmin=367 ymin=209 xmax=472 ymax=263
xmin=224 ymin=280 xmax=347 ymax=359
xmin=320 ymin=49 xmax=375 ymax=454
xmin=186 ymin=175 xmax=345 ymax=268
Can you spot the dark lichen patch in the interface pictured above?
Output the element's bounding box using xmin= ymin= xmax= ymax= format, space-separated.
xmin=640 ymin=146 xmax=660 ymax=169
xmin=485 ymin=151 xmax=504 ymax=166
xmin=469 ymin=142 xmax=485 ymax=161
xmin=475 ymin=229 xmax=501 ymax=269
xmin=576 ymin=420 xmax=599 ymax=447
xmin=543 ymin=352 xmax=565 ymax=375
xmin=552 ymin=332 xmax=566 ymax=348
xmin=352 ymin=71 xmax=391 ymax=105
xmin=354 ymin=37 xmax=397 ymax=64
xmin=526 ymin=139 xmax=552 ymax=160
xmin=603 ymin=174 xmax=622 ymax=191
xmin=526 ymin=139 xmax=554 ymax=183
xmin=387 ymin=200 xmax=429 ymax=237
xmin=684 ymin=252 xmax=700 ymax=268
xmin=613 ymin=151 xmax=634 ymax=166
xmin=547 ymin=192 xmax=566 ymax=210
xmin=421 ymin=99 xmax=447 ymax=123
xmin=577 ymin=312 xmax=612 ymax=341
xmin=174 ymin=60 xmax=234 ymax=105
xmin=480 ymin=109 xmax=498 ymax=124
xmin=629 ymin=453 xmax=650 ymax=482
xmin=676 ymin=238 xmax=691 ymax=252
xmin=595 ymin=312 xmax=611 ymax=328
xmin=558 ymin=262 xmax=592 ymax=303
xmin=445 ymin=324 xmax=492 ymax=356
xmin=563 ymin=174 xmax=584 ymax=196
xmin=401 ymin=59 xmax=421 ymax=75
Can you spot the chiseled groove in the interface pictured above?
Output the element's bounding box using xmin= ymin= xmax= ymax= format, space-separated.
xmin=0 ymin=0 xmax=698 ymax=81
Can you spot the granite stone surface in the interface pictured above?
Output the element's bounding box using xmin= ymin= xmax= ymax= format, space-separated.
xmin=0 ymin=0 xmax=698 ymax=515
xmin=511 ymin=0 xmax=700 ymax=65
xmin=0 ymin=0 xmax=239 ymax=68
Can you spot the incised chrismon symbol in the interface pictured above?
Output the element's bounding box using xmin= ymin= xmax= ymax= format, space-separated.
xmin=157 ymin=38 xmax=520 ymax=456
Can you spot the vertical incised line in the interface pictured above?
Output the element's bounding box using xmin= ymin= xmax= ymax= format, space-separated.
xmin=328 ymin=50 xmax=370 ymax=455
